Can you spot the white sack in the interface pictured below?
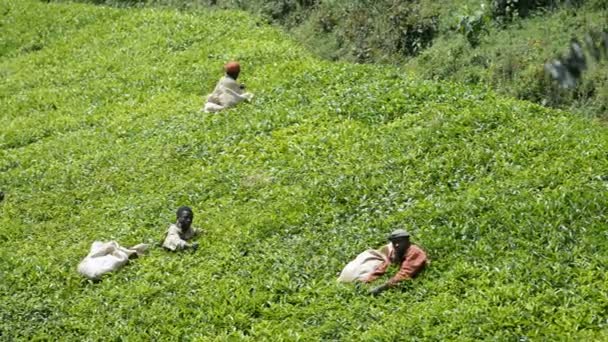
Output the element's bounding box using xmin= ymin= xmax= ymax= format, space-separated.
xmin=337 ymin=249 xmax=388 ymax=283
xmin=77 ymin=241 xmax=149 ymax=280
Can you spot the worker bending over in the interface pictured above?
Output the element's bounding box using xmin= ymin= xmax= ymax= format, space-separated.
xmin=203 ymin=61 xmax=253 ymax=113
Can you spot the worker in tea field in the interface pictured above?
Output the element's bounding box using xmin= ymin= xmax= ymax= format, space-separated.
xmin=163 ymin=206 xmax=201 ymax=251
xmin=363 ymin=229 xmax=428 ymax=296
xmin=203 ymin=61 xmax=254 ymax=113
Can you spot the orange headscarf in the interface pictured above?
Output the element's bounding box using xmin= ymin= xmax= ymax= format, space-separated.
xmin=224 ymin=61 xmax=240 ymax=76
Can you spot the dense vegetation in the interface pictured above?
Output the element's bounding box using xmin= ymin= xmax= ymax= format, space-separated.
xmin=2 ymin=0 xmax=608 ymax=339
xmin=60 ymin=0 xmax=608 ymax=118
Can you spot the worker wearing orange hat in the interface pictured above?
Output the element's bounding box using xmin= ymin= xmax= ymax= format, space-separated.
xmin=224 ymin=61 xmax=240 ymax=78
xmin=204 ymin=61 xmax=254 ymax=113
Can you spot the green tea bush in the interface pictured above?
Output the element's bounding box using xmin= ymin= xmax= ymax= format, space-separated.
xmin=50 ymin=0 xmax=608 ymax=116
xmin=3 ymin=0 xmax=608 ymax=339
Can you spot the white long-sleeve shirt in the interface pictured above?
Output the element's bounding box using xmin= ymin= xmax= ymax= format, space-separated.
xmin=204 ymin=76 xmax=253 ymax=112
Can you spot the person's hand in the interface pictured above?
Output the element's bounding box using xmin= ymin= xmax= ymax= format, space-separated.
xmin=191 ymin=242 xmax=199 ymax=251
xmin=369 ymin=283 xmax=389 ymax=296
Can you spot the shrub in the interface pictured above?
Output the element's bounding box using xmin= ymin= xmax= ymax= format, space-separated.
xmin=491 ymin=0 xmax=585 ymax=22
xmin=313 ymin=0 xmax=438 ymax=62
xmin=457 ymin=6 xmax=490 ymax=48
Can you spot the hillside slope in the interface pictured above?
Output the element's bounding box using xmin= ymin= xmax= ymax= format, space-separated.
xmin=2 ymin=1 xmax=608 ymax=339
xmin=60 ymin=0 xmax=608 ymax=117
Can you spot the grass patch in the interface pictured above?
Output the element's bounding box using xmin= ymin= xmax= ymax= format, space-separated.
xmin=2 ymin=0 xmax=608 ymax=339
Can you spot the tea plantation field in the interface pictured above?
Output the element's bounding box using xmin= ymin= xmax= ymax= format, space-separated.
xmin=2 ymin=0 xmax=608 ymax=340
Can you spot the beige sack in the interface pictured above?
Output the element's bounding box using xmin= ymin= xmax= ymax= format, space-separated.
xmin=77 ymin=241 xmax=149 ymax=280
xmin=337 ymin=249 xmax=389 ymax=283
